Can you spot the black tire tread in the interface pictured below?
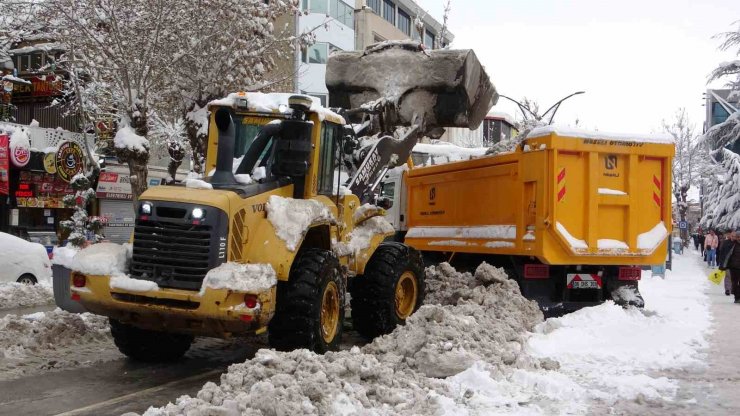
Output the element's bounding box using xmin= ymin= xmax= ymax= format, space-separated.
xmin=268 ymin=248 xmax=344 ymax=353
xmin=350 ymin=242 xmax=425 ymax=339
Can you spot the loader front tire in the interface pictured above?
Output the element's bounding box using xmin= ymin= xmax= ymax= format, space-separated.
xmin=109 ymin=319 xmax=193 ymax=362
xmin=268 ymin=249 xmax=344 ymax=353
xmin=351 ymin=242 xmax=425 ymax=339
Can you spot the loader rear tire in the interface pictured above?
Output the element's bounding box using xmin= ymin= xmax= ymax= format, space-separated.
xmin=268 ymin=249 xmax=344 ymax=353
xmin=350 ymin=242 xmax=425 ymax=340
xmin=109 ymin=319 xmax=193 ymax=362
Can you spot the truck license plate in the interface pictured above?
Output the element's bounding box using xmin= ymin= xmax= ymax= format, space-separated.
xmin=571 ymin=280 xmax=599 ymax=289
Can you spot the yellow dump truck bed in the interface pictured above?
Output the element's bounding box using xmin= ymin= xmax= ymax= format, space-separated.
xmin=404 ymin=126 xmax=675 ymax=266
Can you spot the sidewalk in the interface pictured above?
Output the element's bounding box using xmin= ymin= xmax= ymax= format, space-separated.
xmin=592 ymin=250 xmax=740 ymax=415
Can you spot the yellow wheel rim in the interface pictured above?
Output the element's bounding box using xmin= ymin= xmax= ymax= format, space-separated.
xmin=320 ymin=281 xmax=340 ymax=343
xmin=395 ymin=271 xmax=418 ymax=320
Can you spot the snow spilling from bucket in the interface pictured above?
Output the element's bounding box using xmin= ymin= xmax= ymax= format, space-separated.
xmin=0 ymin=283 xmax=54 ymax=310
xmin=141 ymin=263 xmax=548 ymax=415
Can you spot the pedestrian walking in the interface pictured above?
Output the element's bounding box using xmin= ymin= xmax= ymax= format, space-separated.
xmin=705 ymin=229 xmax=719 ymax=267
xmin=699 ymin=232 xmax=707 ymax=258
xmin=718 ymin=230 xmax=734 ymax=295
xmin=693 ymin=233 xmax=701 ymax=251
xmin=719 ymin=229 xmax=740 ymax=303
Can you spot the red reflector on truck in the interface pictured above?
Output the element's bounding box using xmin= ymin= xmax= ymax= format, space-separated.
xmin=524 ymin=264 xmax=549 ymax=279
xmin=618 ymin=267 xmax=641 ymax=280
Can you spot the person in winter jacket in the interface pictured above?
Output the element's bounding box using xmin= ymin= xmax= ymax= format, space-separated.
xmin=699 ymin=232 xmax=707 ymax=258
xmin=718 ymin=230 xmax=734 ymax=295
xmin=720 ymin=229 xmax=740 ymax=303
xmin=705 ymin=230 xmax=719 ymax=267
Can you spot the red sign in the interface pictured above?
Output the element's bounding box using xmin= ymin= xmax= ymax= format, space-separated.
xmin=0 ymin=134 xmax=8 ymax=195
xmin=11 ymin=145 xmax=30 ymax=167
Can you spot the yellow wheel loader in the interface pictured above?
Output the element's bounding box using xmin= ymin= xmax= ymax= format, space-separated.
xmin=70 ymin=42 xmax=496 ymax=360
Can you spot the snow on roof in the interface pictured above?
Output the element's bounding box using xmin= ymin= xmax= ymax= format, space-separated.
xmin=528 ymin=125 xmax=674 ymax=144
xmin=8 ymin=42 xmax=65 ymax=55
xmin=209 ymin=92 xmax=345 ymax=124
xmin=1 ymin=74 xmax=31 ymax=85
xmin=486 ymin=110 xmax=516 ymax=126
xmin=413 ymin=142 xmax=488 ymax=159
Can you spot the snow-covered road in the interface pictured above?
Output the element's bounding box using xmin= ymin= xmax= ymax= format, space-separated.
xmin=0 ymin=253 xmax=726 ymax=415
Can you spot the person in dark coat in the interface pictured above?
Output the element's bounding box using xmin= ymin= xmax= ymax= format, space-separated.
xmin=718 ymin=230 xmax=734 ymax=295
xmin=699 ymin=232 xmax=706 ymax=258
xmin=720 ymin=229 xmax=740 ymax=303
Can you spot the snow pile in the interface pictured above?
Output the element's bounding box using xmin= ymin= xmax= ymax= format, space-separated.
xmin=0 ymin=283 xmax=54 ymax=309
xmin=234 ymin=174 xmax=253 ymax=185
xmin=141 ymin=263 xmax=549 ymax=416
xmin=556 ymin=222 xmax=588 ymax=249
xmin=114 ymin=126 xmax=149 ymax=153
xmin=9 ymin=126 xmax=31 ymax=151
xmin=51 ymin=245 xmax=80 ymax=269
xmin=528 ymin=125 xmax=675 ymax=144
xmin=210 ymin=92 xmax=344 ymax=123
xmin=184 ymin=178 xmax=213 ymax=189
xmin=110 ymin=275 xmax=159 ymax=292
xmin=200 ymin=263 xmax=277 ymax=295
xmin=526 ymin=252 xmax=710 ymax=405
xmin=637 ymin=222 xmax=669 ymax=251
xmin=71 ymin=242 xmax=131 ymax=276
xmin=598 ymin=188 xmax=627 ymax=196
xmin=267 ymin=196 xmax=334 ymax=251
xmin=0 ymin=310 xmax=110 ymax=362
xmin=597 ymin=239 xmax=629 ymax=250
xmin=413 ymin=142 xmax=488 ymax=165
xmin=333 ymin=216 xmax=395 ymax=256
xmin=406 ymin=225 xmax=516 ymax=240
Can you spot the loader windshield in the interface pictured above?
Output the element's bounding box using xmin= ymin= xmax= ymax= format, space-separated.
xmin=233 ymin=115 xmax=281 ymax=158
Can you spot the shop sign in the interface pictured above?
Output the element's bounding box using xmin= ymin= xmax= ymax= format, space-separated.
xmin=16 ymin=196 xmax=66 ymax=208
xmin=43 ymin=152 xmax=57 ymax=174
xmin=12 ymin=75 xmax=63 ymax=98
xmin=14 ymin=183 xmax=34 ymax=198
xmin=96 ymin=172 xmax=133 ymax=200
xmin=0 ymin=134 xmax=8 ymax=195
xmin=10 ymin=145 xmax=30 ymax=168
xmin=2 ymin=80 xmax=12 ymax=93
xmin=55 ymin=141 xmax=85 ymax=182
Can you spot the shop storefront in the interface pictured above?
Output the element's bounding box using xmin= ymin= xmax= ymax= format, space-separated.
xmin=96 ymin=171 xmax=135 ymax=244
xmin=0 ymin=124 xmax=94 ymax=244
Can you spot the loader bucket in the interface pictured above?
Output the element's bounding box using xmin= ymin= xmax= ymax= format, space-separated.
xmin=326 ymin=41 xmax=497 ymax=130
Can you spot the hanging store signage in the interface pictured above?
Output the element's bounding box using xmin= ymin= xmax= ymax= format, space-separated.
xmin=55 ymin=141 xmax=85 ymax=182
xmin=96 ymin=172 xmax=133 ymax=200
xmin=10 ymin=145 xmax=30 ymax=167
xmin=43 ymin=152 xmax=57 ymax=174
xmin=0 ymin=134 xmax=8 ymax=195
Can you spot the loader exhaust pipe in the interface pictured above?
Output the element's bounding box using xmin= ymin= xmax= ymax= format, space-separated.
xmin=210 ymin=108 xmax=237 ymax=186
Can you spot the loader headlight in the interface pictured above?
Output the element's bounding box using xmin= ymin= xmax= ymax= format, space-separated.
xmin=140 ymin=202 xmax=152 ymax=215
xmin=192 ymin=208 xmax=205 ymax=219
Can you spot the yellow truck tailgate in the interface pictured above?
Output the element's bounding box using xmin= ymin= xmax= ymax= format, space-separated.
xmin=404 ymin=127 xmax=675 ymax=266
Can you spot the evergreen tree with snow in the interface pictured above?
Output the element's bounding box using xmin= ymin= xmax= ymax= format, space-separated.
xmin=60 ymin=174 xmax=102 ymax=248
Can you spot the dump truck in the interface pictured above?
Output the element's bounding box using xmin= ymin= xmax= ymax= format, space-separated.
xmin=69 ymin=42 xmax=496 ymax=360
xmin=381 ymin=126 xmax=675 ymax=313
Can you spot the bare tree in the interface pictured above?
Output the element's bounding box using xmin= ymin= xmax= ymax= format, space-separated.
xmin=437 ymin=0 xmax=452 ymax=49
xmin=663 ymin=108 xmax=707 ymax=242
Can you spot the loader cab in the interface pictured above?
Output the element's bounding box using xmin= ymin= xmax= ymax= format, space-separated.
xmin=204 ymin=93 xmax=346 ymax=200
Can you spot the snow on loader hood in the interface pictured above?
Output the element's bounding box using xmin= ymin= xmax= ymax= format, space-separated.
xmin=266 ymin=196 xmax=335 ymax=251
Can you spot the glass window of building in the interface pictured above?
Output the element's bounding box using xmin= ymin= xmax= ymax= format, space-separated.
xmin=398 ymin=8 xmax=411 ymax=36
xmin=311 ymin=0 xmax=328 ymax=14
xmin=331 ymin=0 xmax=354 ymax=28
xmin=303 ymin=43 xmax=329 ymax=64
xmin=302 ymin=0 xmax=309 ymax=10
xmin=711 ymin=102 xmax=731 ymax=126
xmin=424 ymin=29 xmax=435 ymax=49
xmin=367 ymin=0 xmax=381 ymax=14
xmin=382 ymin=0 xmax=395 ymax=25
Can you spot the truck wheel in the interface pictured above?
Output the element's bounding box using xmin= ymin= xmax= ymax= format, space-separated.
xmin=268 ymin=249 xmax=344 ymax=353
xmin=351 ymin=242 xmax=425 ymax=339
xmin=109 ymin=319 xmax=193 ymax=362
xmin=16 ymin=274 xmax=37 ymax=285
